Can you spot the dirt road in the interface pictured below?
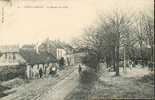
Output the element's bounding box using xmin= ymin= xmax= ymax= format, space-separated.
xmin=37 ymin=69 xmax=79 ymax=100
xmin=1 ymin=65 xmax=79 ymax=100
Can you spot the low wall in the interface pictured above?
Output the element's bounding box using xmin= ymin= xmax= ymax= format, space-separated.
xmin=0 ymin=65 xmax=26 ymax=81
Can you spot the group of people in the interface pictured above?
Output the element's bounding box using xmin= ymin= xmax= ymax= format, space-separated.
xmin=26 ymin=56 xmax=85 ymax=79
xmin=26 ymin=57 xmax=69 ymax=79
xmin=124 ymin=59 xmax=154 ymax=71
xmin=26 ymin=63 xmax=58 ymax=79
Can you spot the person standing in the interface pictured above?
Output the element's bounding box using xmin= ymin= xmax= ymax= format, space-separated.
xmin=78 ymin=64 xmax=82 ymax=74
xmin=39 ymin=68 xmax=43 ymax=78
xmin=59 ymin=57 xmax=65 ymax=69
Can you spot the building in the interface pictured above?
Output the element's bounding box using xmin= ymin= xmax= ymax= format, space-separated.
xmin=73 ymin=52 xmax=87 ymax=64
xmin=0 ymin=45 xmax=26 ymax=66
xmin=0 ymin=45 xmax=57 ymax=80
xmin=20 ymin=49 xmax=57 ymax=79
xmin=0 ymin=45 xmax=26 ymax=81
xmin=38 ymin=39 xmax=75 ymax=66
xmin=56 ymin=48 xmax=66 ymax=60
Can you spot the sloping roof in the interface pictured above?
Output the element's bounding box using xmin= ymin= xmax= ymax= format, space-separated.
xmin=0 ymin=45 xmax=19 ymax=53
xmin=39 ymin=52 xmax=57 ymax=63
xmin=21 ymin=44 xmax=35 ymax=50
xmin=19 ymin=49 xmax=57 ymax=65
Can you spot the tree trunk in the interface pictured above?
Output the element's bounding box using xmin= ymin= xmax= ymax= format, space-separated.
xmin=115 ymin=46 xmax=120 ymax=76
xmin=112 ymin=46 xmax=116 ymax=71
xmin=106 ymin=55 xmax=110 ymax=68
xmin=140 ymin=41 xmax=144 ymax=67
xmin=151 ymin=45 xmax=154 ymax=62
xmin=123 ymin=47 xmax=127 ymax=72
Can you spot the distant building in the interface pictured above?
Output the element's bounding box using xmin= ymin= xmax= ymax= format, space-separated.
xmin=38 ymin=39 xmax=75 ymax=66
xmin=56 ymin=48 xmax=66 ymax=60
xmin=73 ymin=52 xmax=87 ymax=64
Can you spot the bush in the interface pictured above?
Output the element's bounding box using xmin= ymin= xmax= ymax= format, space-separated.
xmin=80 ymin=69 xmax=98 ymax=84
xmin=137 ymin=73 xmax=154 ymax=84
xmin=81 ymin=54 xmax=99 ymax=71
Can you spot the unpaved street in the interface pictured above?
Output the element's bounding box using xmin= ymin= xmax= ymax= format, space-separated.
xmin=37 ymin=68 xmax=79 ymax=100
xmin=1 ymin=65 xmax=79 ymax=100
xmin=1 ymin=66 xmax=154 ymax=100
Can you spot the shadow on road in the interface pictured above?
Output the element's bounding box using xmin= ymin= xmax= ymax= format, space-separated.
xmin=65 ymin=69 xmax=98 ymax=100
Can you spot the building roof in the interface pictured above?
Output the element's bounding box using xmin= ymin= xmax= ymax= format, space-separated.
xmin=19 ymin=49 xmax=57 ymax=65
xmin=0 ymin=45 xmax=19 ymax=53
xmin=21 ymin=44 xmax=35 ymax=50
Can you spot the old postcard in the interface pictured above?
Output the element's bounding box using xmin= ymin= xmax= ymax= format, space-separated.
xmin=0 ymin=0 xmax=154 ymax=100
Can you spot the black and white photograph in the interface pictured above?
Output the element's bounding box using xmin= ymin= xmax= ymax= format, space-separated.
xmin=0 ymin=0 xmax=154 ymax=100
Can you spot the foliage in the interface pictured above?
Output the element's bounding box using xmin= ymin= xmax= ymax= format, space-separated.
xmin=38 ymin=38 xmax=73 ymax=57
xmin=0 ymin=52 xmax=2 ymax=57
xmin=73 ymin=10 xmax=154 ymax=76
xmin=80 ymin=69 xmax=98 ymax=84
xmin=137 ymin=73 xmax=154 ymax=84
xmin=81 ymin=53 xmax=98 ymax=70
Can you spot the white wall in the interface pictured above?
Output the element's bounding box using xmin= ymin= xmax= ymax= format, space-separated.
xmin=56 ymin=48 xmax=66 ymax=60
xmin=0 ymin=52 xmax=26 ymax=66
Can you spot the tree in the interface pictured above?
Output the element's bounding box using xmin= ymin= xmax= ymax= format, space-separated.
xmin=0 ymin=52 xmax=2 ymax=57
xmin=134 ymin=12 xmax=154 ymax=66
xmin=101 ymin=11 xmax=132 ymax=76
xmin=143 ymin=14 xmax=154 ymax=63
xmin=73 ymin=11 xmax=132 ymax=76
xmin=38 ymin=38 xmax=71 ymax=57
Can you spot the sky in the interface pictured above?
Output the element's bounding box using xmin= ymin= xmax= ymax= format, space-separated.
xmin=0 ymin=0 xmax=154 ymax=45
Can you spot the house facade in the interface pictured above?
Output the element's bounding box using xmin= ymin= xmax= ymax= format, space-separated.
xmin=19 ymin=49 xmax=57 ymax=79
xmin=0 ymin=46 xmax=26 ymax=66
xmin=0 ymin=45 xmax=57 ymax=80
xmin=56 ymin=48 xmax=66 ymax=60
xmin=0 ymin=45 xmax=26 ymax=81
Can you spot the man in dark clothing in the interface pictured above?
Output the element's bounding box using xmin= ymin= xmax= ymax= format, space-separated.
xmin=59 ymin=57 xmax=65 ymax=69
xmin=39 ymin=68 xmax=43 ymax=78
xmin=78 ymin=64 xmax=82 ymax=74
